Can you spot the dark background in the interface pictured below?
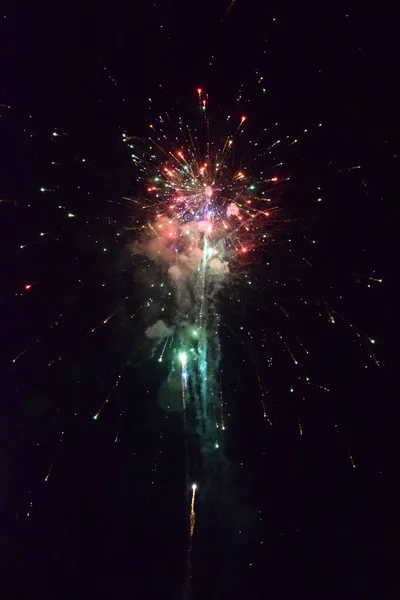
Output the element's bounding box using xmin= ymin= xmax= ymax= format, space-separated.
xmin=0 ymin=2 xmax=397 ymax=598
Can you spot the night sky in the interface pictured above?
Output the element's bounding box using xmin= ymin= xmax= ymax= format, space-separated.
xmin=0 ymin=3 xmax=397 ymax=598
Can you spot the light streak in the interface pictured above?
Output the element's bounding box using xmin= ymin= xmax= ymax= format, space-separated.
xmin=93 ymin=374 xmax=122 ymax=420
xmin=190 ymin=484 xmax=197 ymax=538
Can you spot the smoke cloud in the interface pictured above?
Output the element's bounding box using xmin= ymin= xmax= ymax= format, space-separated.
xmin=145 ymin=319 xmax=171 ymax=339
xmin=226 ymin=203 xmax=240 ymax=217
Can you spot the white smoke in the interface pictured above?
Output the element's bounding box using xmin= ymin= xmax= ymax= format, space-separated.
xmin=226 ymin=203 xmax=240 ymax=217
xmin=209 ymin=257 xmax=230 ymax=274
xmin=145 ymin=319 xmax=171 ymax=339
xmin=168 ymin=265 xmax=183 ymax=281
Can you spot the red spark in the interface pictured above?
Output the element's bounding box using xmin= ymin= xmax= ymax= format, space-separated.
xmin=25 ymin=284 xmax=32 ymax=290
xmin=271 ymin=177 xmax=278 ymax=182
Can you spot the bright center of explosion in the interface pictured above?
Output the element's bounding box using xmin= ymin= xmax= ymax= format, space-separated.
xmin=179 ymin=352 xmax=187 ymax=365
xmin=204 ymin=185 xmax=213 ymax=198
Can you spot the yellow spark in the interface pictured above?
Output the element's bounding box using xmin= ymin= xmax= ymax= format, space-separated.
xmin=45 ymin=462 xmax=53 ymax=482
xmin=190 ymin=484 xmax=197 ymax=538
xmin=93 ymin=374 xmax=122 ymax=420
xmin=12 ymin=348 xmax=28 ymax=363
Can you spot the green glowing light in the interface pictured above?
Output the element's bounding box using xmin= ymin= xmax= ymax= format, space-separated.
xmin=214 ymin=442 xmax=219 ymax=449
xmin=179 ymin=352 xmax=187 ymax=365
xmin=67 ymin=213 xmax=75 ymax=218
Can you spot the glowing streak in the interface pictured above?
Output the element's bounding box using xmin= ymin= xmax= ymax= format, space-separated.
xmin=181 ymin=360 xmax=187 ymax=411
xmin=44 ymin=462 xmax=53 ymax=482
xmin=298 ymin=418 xmax=303 ymax=435
xmin=12 ymin=348 xmax=28 ymax=363
xmin=190 ymin=484 xmax=197 ymax=537
xmin=159 ymin=335 xmax=170 ymax=362
xmin=93 ymin=374 xmax=122 ymax=420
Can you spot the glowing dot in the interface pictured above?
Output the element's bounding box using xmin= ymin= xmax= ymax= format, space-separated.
xmin=67 ymin=213 xmax=75 ymax=218
xmin=197 ymin=88 xmax=202 ymax=94
xmin=192 ymin=483 xmax=197 ymax=490
xmin=179 ymin=353 xmax=187 ymax=365
xmin=93 ymin=414 xmax=98 ymax=420
xmin=241 ymin=116 xmax=246 ymax=122
xmin=40 ymin=187 xmax=46 ymax=192
xmin=24 ymin=284 xmax=32 ymax=291
xmin=214 ymin=442 xmax=219 ymax=449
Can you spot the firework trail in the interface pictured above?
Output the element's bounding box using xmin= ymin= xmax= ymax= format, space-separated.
xmin=190 ymin=483 xmax=197 ymax=537
xmin=129 ymin=89 xmax=276 ymax=467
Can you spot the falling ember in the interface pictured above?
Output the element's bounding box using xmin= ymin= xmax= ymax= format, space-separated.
xmin=24 ymin=284 xmax=32 ymax=290
xmin=44 ymin=462 xmax=53 ymax=482
xmin=298 ymin=418 xmax=303 ymax=435
xmin=12 ymin=348 xmax=28 ymax=363
xmin=190 ymin=484 xmax=197 ymax=538
xmin=92 ymin=374 xmax=122 ymax=420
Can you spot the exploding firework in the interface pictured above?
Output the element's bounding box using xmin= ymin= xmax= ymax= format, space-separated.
xmin=124 ymin=88 xmax=382 ymax=489
xmin=126 ymin=90 xmax=283 ymax=469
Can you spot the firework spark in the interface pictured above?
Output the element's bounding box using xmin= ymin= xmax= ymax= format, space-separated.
xmin=127 ymin=89 xmax=279 ymax=463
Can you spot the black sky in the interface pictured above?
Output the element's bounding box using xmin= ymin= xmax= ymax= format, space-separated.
xmin=0 ymin=3 xmax=397 ymax=599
